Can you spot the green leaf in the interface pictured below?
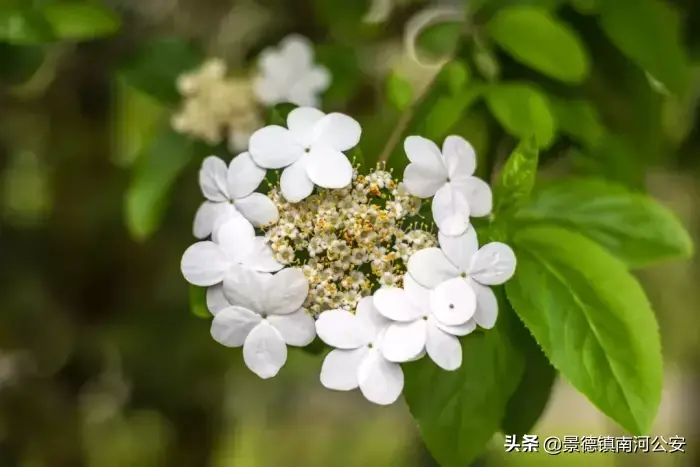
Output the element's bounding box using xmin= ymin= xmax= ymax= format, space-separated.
xmin=386 ymin=72 xmax=413 ymax=111
xmin=493 ymin=138 xmax=539 ymax=216
xmin=485 ymin=83 xmax=556 ymax=148
xmin=119 ymin=37 xmax=202 ymax=105
xmin=598 ymin=0 xmax=689 ymax=95
xmin=488 ymin=6 xmax=590 ymax=83
xmin=0 ymin=7 xmax=53 ymax=44
xmin=423 ymin=85 xmax=483 ymax=141
xmin=188 ymin=285 xmax=211 ymax=319
xmin=502 ymin=316 xmax=557 ymax=435
xmin=514 ymin=178 xmax=694 ymax=268
xmin=404 ymin=305 xmax=525 ymax=467
xmin=414 ymin=21 xmax=462 ymax=63
xmin=40 ymin=2 xmax=120 ymax=40
xmin=549 ymin=98 xmax=605 ymax=147
xmin=0 ymin=42 xmax=44 ymax=84
xmin=570 ymin=0 xmax=600 ymax=15
xmin=505 ymin=226 xmax=663 ymax=434
xmin=125 ymin=128 xmax=203 ymax=241
xmin=438 ymin=61 xmax=470 ymax=95
xmin=266 ymin=102 xmax=297 ymax=126
xmin=112 ymin=77 xmax=167 ymax=167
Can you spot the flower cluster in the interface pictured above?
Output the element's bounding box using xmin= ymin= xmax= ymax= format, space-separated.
xmin=172 ymin=35 xmax=330 ymax=151
xmin=179 ymin=103 xmax=516 ymax=405
xmin=264 ymin=169 xmax=433 ymax=316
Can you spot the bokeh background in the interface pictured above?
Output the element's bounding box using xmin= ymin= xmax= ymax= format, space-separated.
xmin=1 ymin=0 xmax=700 ymax=466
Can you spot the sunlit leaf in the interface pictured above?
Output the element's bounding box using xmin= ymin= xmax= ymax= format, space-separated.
xmin=493 ymin=138 xmax=538 ymax=216
xmin=40 ymin=2 xmax=120 ymax=40
xmin=506 ymin=226 xmax=663 ymax=434
xmin=488 ymin=6 xmax=590 ymax=83
xmin=386 ymin=72 xmax=413 ymax=111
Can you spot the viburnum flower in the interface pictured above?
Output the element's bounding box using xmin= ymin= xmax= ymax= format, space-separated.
xmin=249 ymin=107 xmax=361 ymax=202
xmin=408 ymin=228 xmax=516 ymax=330
xmin=402 ymin=135 xmax=492 ymax=236
xmin=315 ymin=297 xmax=404 ymax=405
xmin=373 ymin=274 xmax=474 ymax=370
xmin=253 ymin=35 xmax=331 ymax=108
xmin=181 ymin=215 xmax=282 ymax=287
xmin=194 ymin=155 xmax=279 ymax=239
xmin=211 ymin=265 xmax=315 ymax=378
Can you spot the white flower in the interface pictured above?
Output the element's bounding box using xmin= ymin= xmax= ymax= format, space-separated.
xmin=181 ymin=215 xmax=283 ymax=287
xmin=373 ymin=275 xmax=475 ymax=371
xmin=407 ymin=228 xmax=516 ymax=330
xmin=402 ymin=135 xmax=493 ymax=236
xmin=253 ymin=35 xmax=331 ymax=108
xmin=211 ymin=266 xmax=315 ymax=379
xmin=249 ymin=107 xmax=361 ymax=202
xmin=193 ymin=154 xmax=279 ymax=239
xmin=315 ymin=297 xmax=404 ymax=405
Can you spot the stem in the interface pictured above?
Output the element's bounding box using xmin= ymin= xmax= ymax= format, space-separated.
xmin=377 ymin=71 xmax=441 ymax=165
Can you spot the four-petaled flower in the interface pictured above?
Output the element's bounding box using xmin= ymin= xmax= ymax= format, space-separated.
xmin=315 ymin=297 xmax=404 ymax=405
xmin=194 ymin=154 xmax=279 ymax=239
xmin=402 ymin=135 xmax=493 ymax=236
xmin=181 ymin=215 xmax=282 ymax=287
xmin=408 ymin=227 xmax=516 ymax=330
xmin=253 ymin=35 xmax=331 ymax=108
xmin=249 ymin=107 xmax=361 ymax=202
xmin=212 ymin=265 xmax=315 ymax=378
xmin=373 ymin=274 xmax=475 ymax=370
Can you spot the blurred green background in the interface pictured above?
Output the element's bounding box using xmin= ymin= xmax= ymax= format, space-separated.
xmin=1 ymin=0 xmax=700 ymax=466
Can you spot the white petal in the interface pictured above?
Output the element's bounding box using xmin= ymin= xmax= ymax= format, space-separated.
xmin=193 ymin=202 xmax=235 ymax=239
xmin=234 ymin=193 xmax=279 ymax=227
xmin=407 ymin=248 xmax=460 ymax=289
xmin=434 ymin=316 xmax=477 ymax=337
xmin=402 ymin=163 xmax=446 ymax=198
xmin=214 ymin=216 xmax=256 ymax=263
xmin=305 ymin=145 xmax=353 ymax=189
xmin=438 ymin=227 xmax=479 ymax=272
xmin=312 ymin=113 xmax=361 ymax=152
xmin=320 ymin=348 xmax=368 ymax=391
xmin=432 ymin=183 xmax=471 ymax=237
xmin=199 ymin=156 xmax=229 ymax=202
xmin=441 ymin=135 xmax=476 ymax=178
xmin=241 ymin=237 xmax=284 ymax=273
xmin=280 ymin=157 xmax=315 ymax=203
xmin=287 ymin=107 xmax=325 ymax=147
xmin=355 ymin=296 xmax=390 ymax=340
xmin=403 ymin=136 xmax=446 ymax=171
xmin=287 ymin=87 xmax=319 ymax=108
xmin=430 ymin=277 xmax=476 ymax=326
xmin=281 ymin=35 xmax=314 ymax=68
xmin=451 ymin=176 xmax=493 ymax=217
xmin=403 ymin=274 xmax=431 ymax=312
xmin=381 ymin=320 xmax=427 ymax=363
xmin=227 ymin=152 xmax=266 ymax=200
xmin=316 ymin=309 xmax=369 ymax=349
xmin=470 ymin=279 xmax=499 ymax=329
xmin=357 ymin=351 xmax=404 ymax=405
xmin=426 ymin=322 xmax=462 ymax=371
xmin=307 ymin=66 xmax=331 ymax=91
xmin=181 ymin=242 xmax=230 ymax=286
xmin=206 ymin=284 xmax=229 ymax=315
xmin=265 ymin=268 xmax=309 ymax=315
xmin=258 ymin=47 xmax=285 ymax=74
xmin=469 ymin=242 xmax=517 ymax=285
xmin=223 ymin=265 xmax=270 ymax=314
xmin=243 ymin=322 xmax=287 ymax=379
xmin=249 ymin=125 xmax=304 ymax=169
xmin=373 ymin=287 xmax=424 ymax=322
xmin=268 ymin=309 xmax=316 ymax=346
xmin=252 ymin=75 xmax=282 ymax=106
xmin=211 ymin=306 xmax=262 ymax=347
